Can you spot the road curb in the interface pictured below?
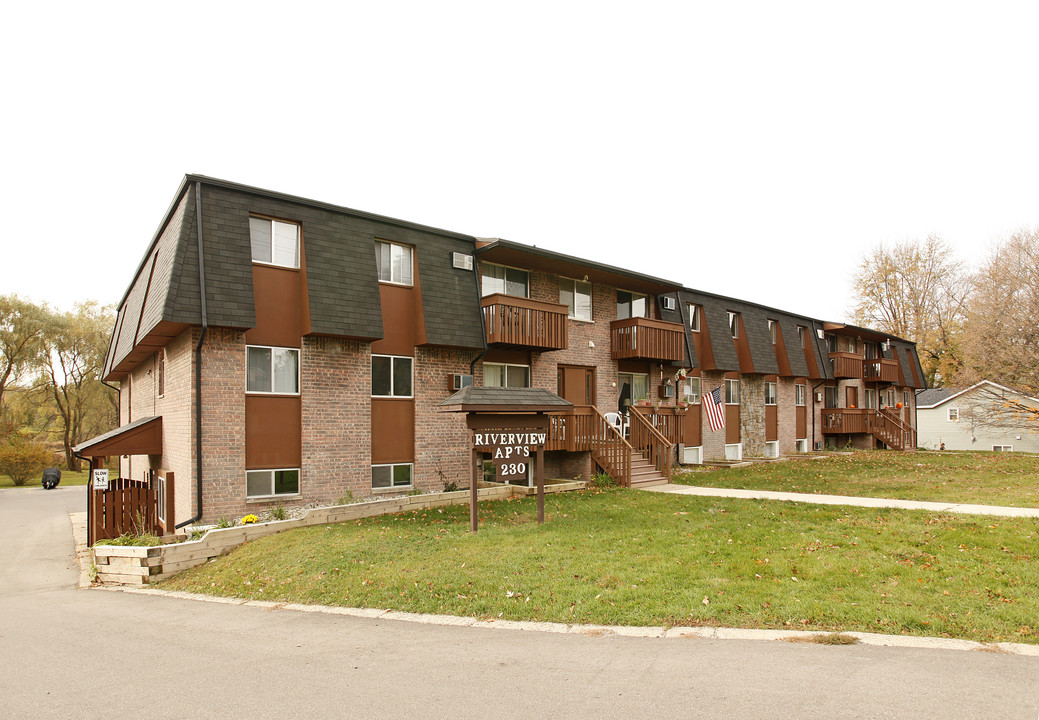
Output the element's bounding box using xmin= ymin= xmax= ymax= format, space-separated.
xmin=99 ymin=585 xmax=1039 ymax=657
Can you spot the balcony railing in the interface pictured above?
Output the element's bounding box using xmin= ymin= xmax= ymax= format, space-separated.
xmin=821 ymin=408 xmax=915 ymax=451
xmin=829 ymin=352 xmax=864 ymax=379
xmin=481 ymin=294 xmax=568 ymax=351
xmin=821 ymin=408 xmax=872 ymax=434
xmin=863 ymin=358 xmax=899 ymax=383
xmin=610 ymin=317 xmax=686 ymax=361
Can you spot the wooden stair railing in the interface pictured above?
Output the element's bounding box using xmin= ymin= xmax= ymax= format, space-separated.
xmin=628 ymin=409 xmax=674 ymax=483
xmin=546 ymin=406 xmax=633 ymax=486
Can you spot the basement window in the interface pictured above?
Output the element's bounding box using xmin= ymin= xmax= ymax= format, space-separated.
xmin=372 ymin=463 xmax=413 ymax=490
xmin=246 ymin=468 xmax=300 ymax=498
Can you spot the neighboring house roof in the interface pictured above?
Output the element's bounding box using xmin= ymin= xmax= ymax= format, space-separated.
xmin=916 ymin=380 xmax=1039 ymax=409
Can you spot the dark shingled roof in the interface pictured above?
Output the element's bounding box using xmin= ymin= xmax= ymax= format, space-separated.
xmin=438 ymin=386 xmax=572 ymax=412
xmin=916 ymin=387 xmax=957 ymax=407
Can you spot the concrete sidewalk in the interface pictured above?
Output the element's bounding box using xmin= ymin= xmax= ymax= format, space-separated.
xmin=642 ymin=484 xmax=1039 ymax=518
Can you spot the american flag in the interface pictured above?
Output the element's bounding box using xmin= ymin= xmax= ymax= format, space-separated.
xmin=704 ymin=386 xmax=726 ymax=432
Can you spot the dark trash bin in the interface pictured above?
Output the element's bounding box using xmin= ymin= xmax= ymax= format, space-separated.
xmin=41 ymin=467 xmax=61 ymax=490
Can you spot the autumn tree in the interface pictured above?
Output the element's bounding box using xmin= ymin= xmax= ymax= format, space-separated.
xmin=0 ymin=295 xmax=49 ymax=415
xmin=852 ymin=236 xmax=970 ymax=386
xmin=37 ymin=302 xmax=117 ymax=471
xmin=956 ymin=228 xmax=1039 ymax=397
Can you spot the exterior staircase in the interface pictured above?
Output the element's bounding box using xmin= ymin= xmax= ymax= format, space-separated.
xmin=629 ymin=449 xmax=669 ymax=488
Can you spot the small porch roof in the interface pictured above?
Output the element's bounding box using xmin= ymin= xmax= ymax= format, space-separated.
xmin=438 ymin=386 xmax=572 ymax=414
xmin=72 ymin=416 xmax=163 ymax=458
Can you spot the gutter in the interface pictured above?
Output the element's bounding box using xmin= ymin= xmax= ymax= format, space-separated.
xmin=176 ymin=180 xmax=208 ymax=529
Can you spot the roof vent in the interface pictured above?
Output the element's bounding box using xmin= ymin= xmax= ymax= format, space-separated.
xmin=452 ymin=252 xmax=474 ymax=271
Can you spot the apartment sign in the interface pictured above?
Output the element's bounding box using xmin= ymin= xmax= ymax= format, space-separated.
xmin=474 ymin=431 xmax=547 ymax=481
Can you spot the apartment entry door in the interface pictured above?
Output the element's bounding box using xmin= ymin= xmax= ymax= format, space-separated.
xmin=558 ymin=365 xmax=596 ymax=407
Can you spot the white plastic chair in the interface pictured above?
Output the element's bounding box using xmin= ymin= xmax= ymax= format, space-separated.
xmin=604 ymin=412 xmax=627 ymax=437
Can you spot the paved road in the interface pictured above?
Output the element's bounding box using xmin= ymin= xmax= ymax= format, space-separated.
xmin=1 ymin=486 xmax=1037 ymax=719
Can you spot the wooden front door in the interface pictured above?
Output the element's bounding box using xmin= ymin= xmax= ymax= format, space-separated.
xmin=558 ymin=365 xmax=596 ymax=406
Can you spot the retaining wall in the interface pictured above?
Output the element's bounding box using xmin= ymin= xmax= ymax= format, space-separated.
xmin=93 ymin=482 xmax=584 ymax=586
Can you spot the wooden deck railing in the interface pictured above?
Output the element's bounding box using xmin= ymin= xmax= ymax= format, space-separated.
xmin=546 ymin=405 xmax=633 ymax=486
xmin=829 ymin=352 xmax=863 ymax=379
xmin=610 ymin=317 xmax=686 ymax=361
xmin=482 ymin=294 xmax=568 ymax=350
xmin=821 ymin=408 xmax=916 ymax=451
xmin=629 ymin=410 xmax=674 ymax=483
xmin=863 ymin=358 xmax=899 ymax=383
xmin=821 ymin=408 xmax=872 ymax=434
xmin=631 ymin=406 xmax=685 ymax=445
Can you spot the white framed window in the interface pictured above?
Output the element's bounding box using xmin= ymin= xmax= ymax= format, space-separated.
xmin=619 ymin=372 xmax=650 ymax=409
xmin=725 ymin=378 xmax=740 ymax=405
xmin=724 ymin=443 xmax=742 ymax=461
xmin=768 ymin=319 xmax=778 ymax=345
xmin=795 ymin=383 xmax=806 ymax=407
xmin=728 ymin=312 xmax=739 ymax=339
xmin=375 ymin=240 xmax=414 ymax=286
xmin=798 ymin=326 xmax=806 ymax=348
xmin=948 ymin=408 xmax=959 ymax=421
xmin=616 ymin=290 xmax=648 ymax=320
xmin=688 ymin=304 xmax=700 ymax=332
xmin=560 ymin=278 xmax=592 ymax=321
xmin=246 ymin=468 xmax=300 ymax=499
xmin=372 ymin=463 xmax=413 ymax=489
xmin=684 ymin=376 xmax=702 ymax=404
xmin=795 ymin=439 xmax=808 ymax=454
xmin=249 ymin=217 xmax=300 ymax=268
xmin=865 ymin=388 xmax=876 ymax=409
xmin=372 ymin=355 xmax=413 ymax=397
xmin=992 ymin=445 xmax=1013 ymax=452
xmin=764 ymin=440 xmax=779 ymax=459
xmin=246 ymin=346 xmax=300 ymax=394
xmin=481 ymin=263 xmax=528 ymax=297
xmin=765 ymin=381 xmax=777 ymax=405
xmin=483 ymin=362 xmax=530 ymax=388
xmin=904 ymin=391 xmax=911 ymax=408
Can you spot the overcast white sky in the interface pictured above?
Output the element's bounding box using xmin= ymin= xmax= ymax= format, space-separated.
xmin=4 ymin=2 xmax=1038 ymax=321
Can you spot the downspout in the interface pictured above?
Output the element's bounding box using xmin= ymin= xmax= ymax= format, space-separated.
xmin=811 ymin=378 xmax=828 ymax=451
xmin=469 ymin=251 xmax=488 ymax=378
xmin=176 ymin=181 xmax=208 ymax=529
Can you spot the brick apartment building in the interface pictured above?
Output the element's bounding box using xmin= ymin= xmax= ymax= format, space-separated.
xmin=96 ymin=175 xmax=926 ymax=526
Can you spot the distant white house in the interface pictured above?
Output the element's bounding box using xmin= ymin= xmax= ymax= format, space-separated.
xmin=916 ymin=381 xmax=1039 ymax=453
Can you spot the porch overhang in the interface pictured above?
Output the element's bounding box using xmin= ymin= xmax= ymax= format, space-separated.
xmin=73 ymin=416 xmax=163 ymax=458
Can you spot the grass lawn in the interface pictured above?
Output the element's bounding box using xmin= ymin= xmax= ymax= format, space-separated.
xmin=0 ymin=468 xmax=92 ymax=489
xmin=673 ymin=450 xmax=1039 ymax=508
xmin=161 ymin=487 xmax=1039 ymax=645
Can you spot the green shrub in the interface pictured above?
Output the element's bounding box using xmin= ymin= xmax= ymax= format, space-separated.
xmin=216 ymin=517 xmax=235 ymax=529
xmin=269 ymin=502 xmax=287 ymax=521
xmin=591 ymin=471 xmax=616 ymax=488
xmin=442 ymin=481 xmax=459 ymax=493
xmin=0 ymin=440 xmax=52 ymax=486
xmin=95 ymin=532 xmax=161 ymax=547
xmin=335 ymin=490 xmax=355 ymax=505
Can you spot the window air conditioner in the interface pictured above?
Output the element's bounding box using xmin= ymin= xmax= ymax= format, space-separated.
xmin=451 ymin=374 xmax=473 ymax=390
xmin=451 ymin=252 xmax=474 ymax=271
xmin=662 ymin=296 xmax=676 ymax=311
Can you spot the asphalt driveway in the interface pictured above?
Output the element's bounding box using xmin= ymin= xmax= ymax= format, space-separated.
xmin=1 ymin=485 xmax=1037 ymax=719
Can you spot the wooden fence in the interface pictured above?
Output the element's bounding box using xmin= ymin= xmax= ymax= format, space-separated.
xmin=88 ymin=470 xmax=175 ymax=546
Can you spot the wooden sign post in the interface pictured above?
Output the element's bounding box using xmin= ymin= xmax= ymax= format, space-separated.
xmin=466 ymin=414 xmax=549 ymax=533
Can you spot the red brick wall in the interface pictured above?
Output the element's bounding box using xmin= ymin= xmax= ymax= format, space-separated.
xmin=414 ymin=346 xmax=479 ymax=490
xmin=199 ymin=328 xmax=247 ymax=521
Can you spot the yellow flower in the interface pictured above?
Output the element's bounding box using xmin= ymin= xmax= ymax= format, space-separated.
xmin=241 ymin=514 xmax=259 ymax=525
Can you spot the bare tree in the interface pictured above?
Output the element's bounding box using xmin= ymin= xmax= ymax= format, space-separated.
xmin=957 ymin=386 xmax=1039 ymax=440
xmin=956 ymin=229 xmax=1039 ymax=396
xmin=852 ymin=236 xmax=970 ymax=386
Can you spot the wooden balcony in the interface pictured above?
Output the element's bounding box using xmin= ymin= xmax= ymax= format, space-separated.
xmin=821 ymin=408 xmax=872 ymax=434
xmin=610 ymin=317 xmax=686 ymax=361
xmin=829 ymin=352 xmax=863 ymax=379
xmin=863 ymin=358 xmax=899 ymax=384
xmin=481 ymin=294 xmax=568 ymax=351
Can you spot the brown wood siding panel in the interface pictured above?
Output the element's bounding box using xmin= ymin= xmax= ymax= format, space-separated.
xmin=796 ymin=406 xmax=807 ymax=438
xmin=774 ymin=322 xmax=792 ymax=377
xmin=734 ymin=315 xmax=755 ymax=373
xmin=725 ymin=405 xmax=740 ymax=444
xmin=371 ymin=399 xmax=415 ymax=463
xmin=766 ymin=405 xmax=778 ymax=441
xmin=484 ymin=348 xmax=532 ymax=365
xmin=684 ymin=406 xmax=702 ymax=446
xmin=245 ymin=395 xmax=302 ymax=469
xmin=372 ymin=284 xmax=418 ymax=356
xmin=245 ymin=265 xmax=301 ymax=347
